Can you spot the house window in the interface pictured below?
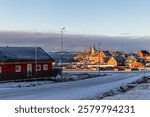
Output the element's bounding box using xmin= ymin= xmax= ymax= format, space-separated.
xmin=0 ymin=66 xmax=2 ymax=73
xmin=43 ymin=64 xmax=48 ymax=71
xmin=16 ymin=65 xmax=21 ymax=72
xmin=36 ymin=65 xmax=41 ymax=71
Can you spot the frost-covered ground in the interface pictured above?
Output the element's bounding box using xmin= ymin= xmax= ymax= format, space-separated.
xmin=0 ymin=80 xmax=55 ymax=88
xmin=0 ymin=73 xmax=108 ymax=88
xmin=103 ymin=82 xmax=150 ymax=100
xmin=0 ymin=72 xmax=148 ymax=100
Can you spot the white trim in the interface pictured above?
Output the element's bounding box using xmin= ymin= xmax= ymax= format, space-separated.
xmin=0 ymin=66 xmax=2 ymax=73
xmin=36 ymin=65 xmax=41 ymax=71
xmin=15 ymin=65 xmax=21 ymax=72
xmin=43 ymin=64 xmax=48 ymax=71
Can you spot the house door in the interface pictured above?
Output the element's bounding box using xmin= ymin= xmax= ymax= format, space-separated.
xmin=27 ymin=64 xmax=32 ymax=77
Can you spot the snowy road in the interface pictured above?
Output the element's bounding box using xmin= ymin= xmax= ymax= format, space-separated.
xmin=0 ymin=72 xmax=145 ymax=100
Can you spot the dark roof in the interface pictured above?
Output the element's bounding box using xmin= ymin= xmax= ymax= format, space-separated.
xmin=114 ymin=51 xmax=125 ymax=56
xmin=49 ymin=52 xmax=77 ymax=59
xmin=132 ymin=54 xmax=140 ymax=60
xmin=102 ymin=51 xmax=112 ymax=57
xmin=114 ymin=56 xmax=126 ymax=63
xmin=0 ymin=47 xmax=54 ymax=62
xmin=127 ymin=55 xmax=144 ymax=63
xmin=48 ymin=52 xmax=77 ymax=63
xmin=141 ymin=50 xmax=149 ymax=54
xmin=104 ymin=56 xmax=111 ymax=62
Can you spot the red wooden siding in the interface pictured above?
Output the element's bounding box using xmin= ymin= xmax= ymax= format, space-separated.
xmin=1 ymin=62 xmax=52 ymax=75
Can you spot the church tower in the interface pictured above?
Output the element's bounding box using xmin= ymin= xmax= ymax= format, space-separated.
xmin=91 ymin=43 xmax=96 ymax=55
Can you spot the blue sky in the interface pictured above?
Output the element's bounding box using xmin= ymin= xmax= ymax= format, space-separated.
xmin=0 ymin=0 xmax=150 ymax=36
xmin=1 ymin=0 xmax=150 ymax=52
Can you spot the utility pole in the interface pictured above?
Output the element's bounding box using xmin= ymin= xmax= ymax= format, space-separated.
xmin=60 ymin=27 xmax=65 ymax=78
xmin=98 ymin=42 xmax=101 ymax=76
xmin=143 ymin=60 xmax=146 ymax=77
xmin=121 ymin=43 xmax=124 ymax=52
xmin=35 ymin=47 xmax=38 ymax=79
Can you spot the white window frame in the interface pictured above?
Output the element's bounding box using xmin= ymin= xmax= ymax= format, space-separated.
xmin=36 ymin=65 xmax=41 ymax=71
xmin=0 ymin=66 xmax=2 ymax=73
xmin=43 ymin=64 xmax=48 ymax=71
xmin=27 ymin=64 xmax=32 ymax=76
xmin=16 ymin=65 xmax=21 ymax=72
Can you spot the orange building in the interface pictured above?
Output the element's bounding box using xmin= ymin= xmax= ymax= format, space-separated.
xmin=107 ymin=56 xmax=126 ymax=66
xmin=126 ymin=55 xmax=144 ymax=68
xmin=89 ymin=53 xmax=105 ymax=63
xmin=89 ymin=51 xmax=112 ymax=64
xmin=132 ymin=61 xmax=143 ymax=69
xmin=138 ymin=50 xmax=150 ymax=61
xmin=107 ymin=57 xmax=117 ymax=66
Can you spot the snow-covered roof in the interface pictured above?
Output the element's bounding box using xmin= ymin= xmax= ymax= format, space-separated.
xmin=0 ymin=47 xmax=54 ymax=62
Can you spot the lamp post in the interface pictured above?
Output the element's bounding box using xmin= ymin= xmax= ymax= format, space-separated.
xmin=98 ymin=42 xmax=101 ymax=76
xmin=60 ymin=27 xmax=65 ymax=76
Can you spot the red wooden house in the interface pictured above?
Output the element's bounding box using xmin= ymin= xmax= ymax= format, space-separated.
xmin=0 ymin=47 xmax=55 ymax=82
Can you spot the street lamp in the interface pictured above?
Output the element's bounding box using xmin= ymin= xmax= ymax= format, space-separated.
xmin=60 ymin=27 xmax=65 ymax=76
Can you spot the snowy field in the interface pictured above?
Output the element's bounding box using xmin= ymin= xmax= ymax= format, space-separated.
xmin=103 ymin=83 xmax=150 ymax=100
xmin=0 ymin=72 xmax=149 ymax=100
xmin=0 ymin=71 xmax=114 ymax=89
xmin=0 ymin=81 xmax=55 ymax=88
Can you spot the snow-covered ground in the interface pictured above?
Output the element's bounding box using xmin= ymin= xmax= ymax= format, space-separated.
xmin=0 ymin=72 xmax=148 ymax=100
xmin=0 ymin=81 xmax=55 ymax=88
xmin=0 ymin=73 xmax=108 ymax=88
xmin=103 ymin=82 xmax=150 ymax=100
xmin=0 ymin=71 xmax=116 ymax=89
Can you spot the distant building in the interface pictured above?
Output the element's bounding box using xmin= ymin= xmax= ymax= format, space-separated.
xmin=131 ymin=61 xmax=143 ymax=69
xmin=107 ymin=56 xmax=126 ymax=66
xmin=0 ymin=47 xmax=54 ymax=82
xmin=91 ymin=43 xmax=96 ymax=55
xmin=100 ymin=51 xmax=112 ymax=58
xmin=138 ymin=50 xmax=150 ymax=59
xmin=89 ymin=49 xmax=112 ymax=64
xmin=89 ymin=53 xmax=105 ymax=64
xmin=126 ymin=55 xmax=144 ymax=68
xmin=48 ymin=52 xmax=77 ymax=64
